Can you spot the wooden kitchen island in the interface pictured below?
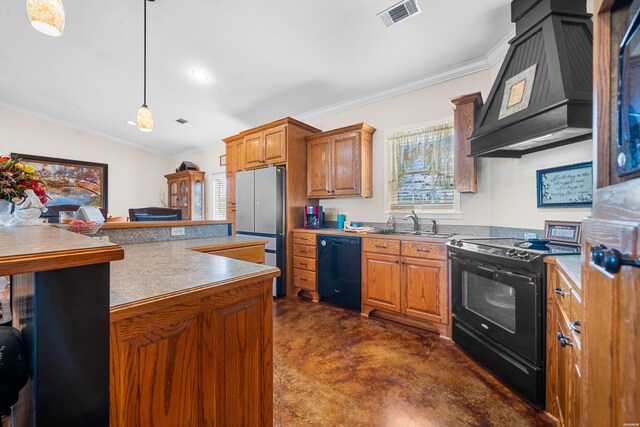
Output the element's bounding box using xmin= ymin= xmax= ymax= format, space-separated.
xmin=1 ymin=228 xmax=278 ymax=427
xmin=110 ymin=236 xmax=279 ymax=427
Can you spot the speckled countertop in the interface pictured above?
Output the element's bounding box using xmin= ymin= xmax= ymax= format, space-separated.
xmin=555 ymin=255 xmax=582 ymax=285
xmin=110 ymin=235 xmax=279 ymax=308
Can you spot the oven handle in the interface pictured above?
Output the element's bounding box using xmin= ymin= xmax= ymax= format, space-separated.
xmin=478 ymin=264 xmax=537 ymax=283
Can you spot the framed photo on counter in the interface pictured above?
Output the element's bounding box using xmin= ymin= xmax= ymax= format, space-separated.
xmin=13 ymin=153 xmax=108 ymax=209
xmin=544 ymin=220 xmax=582 ymax=245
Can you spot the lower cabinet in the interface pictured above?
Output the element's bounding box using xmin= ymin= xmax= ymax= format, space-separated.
xmin=402 ymin=257 xmax=448 ymax=324
xmin=362 ymin=238 xmax=449 ymax=335
xmin=546 ymin=260 xmax=583 ymax=427
xmin=362 ymin=252 xmax=401 ymax=312
xmin=292 ymin=232 xmax=319 ymax=302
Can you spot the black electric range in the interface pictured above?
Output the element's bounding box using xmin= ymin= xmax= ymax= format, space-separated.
xmin=447 ymin=237 xmax=580 ymax=408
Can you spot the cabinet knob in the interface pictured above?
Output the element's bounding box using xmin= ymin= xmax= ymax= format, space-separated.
xmin=570 ymin=320 xmax=581 ymax=334
xmin=556 ymin=332 xmax=573 ymax=347
xmin=601 ymin=248 xmax=640 ymax=274
xmin=553 ymin=288 xmax=567 ymax=297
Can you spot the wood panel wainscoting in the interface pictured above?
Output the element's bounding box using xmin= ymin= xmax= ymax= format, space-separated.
xmin=110 ymin=272 xmax=277 ymax=427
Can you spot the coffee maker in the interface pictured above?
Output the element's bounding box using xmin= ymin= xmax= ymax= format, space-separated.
xmin=304 ymin=206 xmax=323 ymax=229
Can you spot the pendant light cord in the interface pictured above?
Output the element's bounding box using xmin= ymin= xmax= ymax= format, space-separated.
xmin=143 ymin=0 xmax=147 ymax=106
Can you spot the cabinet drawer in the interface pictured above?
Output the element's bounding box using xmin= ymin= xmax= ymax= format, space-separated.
xmin=293 ymin=268 xmax=316 ymax=291
xmin=293 ymin=256 xmax=316 ymax=271
xmin=293 ymin=244 xmax=317 ymax=259
xmin=293 ymin=233 xmax=317 ymax=246
xmin=401 ymin=241 xmax=447 ymax=260
xmin=555 ymin=270 xmax=573 ymax=315
xmin=363 ymin=238 xmax=401 ymax=255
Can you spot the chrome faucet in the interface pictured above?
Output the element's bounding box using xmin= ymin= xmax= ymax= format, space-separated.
xmin=403 ymin=210 xmax=420 ymax=231
xmin=431 ymin=219 xmax=438 ymax=235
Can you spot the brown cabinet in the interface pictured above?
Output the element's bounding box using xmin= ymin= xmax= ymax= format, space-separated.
xmin=165 ymin=170 xmax=205 ymax=220
xmin=449 ymin=93 xmax=483 ymax=193
xmin=292 ymin=232 xmax=319 ymax=301
xmin=306 ymin=123 xmax=375 ymax=199
xmin=362 ymin=236 xmax=449 ymax=336
xmin=110 ymin=275 xmax=274 ymax=426
xmin=402 ymin=257 xmax=448 ymax=324
xmin=546 ymin=259 xmax=583 ymax=427
xmin=362 ymin=252 xmax=402 ymax=313
xmin=243 ymin=125 xmax=287 ymax=170
xmin=225 ymin=136 xmax=243 ymax=234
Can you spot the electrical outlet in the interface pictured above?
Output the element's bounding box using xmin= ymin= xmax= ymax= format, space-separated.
xmin=171 ymin=227 xmax=186 ymax=236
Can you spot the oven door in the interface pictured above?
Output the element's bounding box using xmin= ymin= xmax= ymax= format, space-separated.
xmin=451 ymin=256 xmax=541 ymax=363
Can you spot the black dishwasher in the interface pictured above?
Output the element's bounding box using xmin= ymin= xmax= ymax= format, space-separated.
xmin=317 ymin=235 xmax=362 ymax=311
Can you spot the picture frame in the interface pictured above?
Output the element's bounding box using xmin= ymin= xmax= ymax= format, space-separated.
xmin=536 ymin=161 xmax=593 ymax=208
xmin=12 ymin=153 xmax=108 ymax=209
xmin=219 ymin=155 xmax=226 ymax=167
xmin=544 ymin=220 xmax=582 ymax=245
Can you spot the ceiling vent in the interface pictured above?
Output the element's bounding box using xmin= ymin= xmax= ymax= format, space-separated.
xmin=378 ymin=0 xmax=421 ymax=27
xmin=176 ymin=118 xmax=188 ymax=124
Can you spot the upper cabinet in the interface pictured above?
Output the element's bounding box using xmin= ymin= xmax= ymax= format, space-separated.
xmin=243 ymin=124 xmax=287 ymax=169
xmin=306 ymin=123 xmax=375 ymax=199
xmin=450 ymin=93 xmax=483 ymax=193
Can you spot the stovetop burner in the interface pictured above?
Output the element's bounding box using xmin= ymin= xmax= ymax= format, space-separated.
xmin=447 ymin=237 xmax=580 ymax=263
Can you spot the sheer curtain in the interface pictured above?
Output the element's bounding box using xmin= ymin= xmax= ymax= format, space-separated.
xmin=388 ymin=123 xmax=454 ymax=210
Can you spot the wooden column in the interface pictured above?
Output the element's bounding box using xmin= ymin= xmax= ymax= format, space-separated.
xmin=450 ymin=93 xmax=483 ymax=193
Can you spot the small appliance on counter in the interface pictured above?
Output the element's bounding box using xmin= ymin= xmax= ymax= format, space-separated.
xmin=304 ymin=205 xmax=324 ymax=229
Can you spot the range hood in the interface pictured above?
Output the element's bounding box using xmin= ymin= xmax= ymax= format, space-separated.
xmin=469 ymin=0 xmax=593 ymax=158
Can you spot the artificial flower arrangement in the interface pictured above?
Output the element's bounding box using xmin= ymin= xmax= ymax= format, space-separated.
xmin=0 ymin=156 xmax=48 ymax=204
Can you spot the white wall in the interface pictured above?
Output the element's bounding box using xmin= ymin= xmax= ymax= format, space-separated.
xmin=0 ymin=106 xmax=174 ymax=217
xmin=299 ymin=66 xmax=592 ymax=231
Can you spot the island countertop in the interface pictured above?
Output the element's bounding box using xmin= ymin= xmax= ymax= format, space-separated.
xmin=0 ymin=225 xmax=124 ymax=275
xmin=110 ymin=235 xmax=279 ymax=311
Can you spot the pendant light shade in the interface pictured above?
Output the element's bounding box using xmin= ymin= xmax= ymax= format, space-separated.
xmin=137 ymin=104 xmax=153 ymax=132
xmin=26 ymin=0 xmax=65 ymax=37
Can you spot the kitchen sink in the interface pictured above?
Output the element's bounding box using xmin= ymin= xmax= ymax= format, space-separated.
xmin=368 ymin=229 xmax=455 ymax=239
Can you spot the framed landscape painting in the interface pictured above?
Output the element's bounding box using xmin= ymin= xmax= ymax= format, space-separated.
xmin=13 ymin=154 xmax=108 ymax=209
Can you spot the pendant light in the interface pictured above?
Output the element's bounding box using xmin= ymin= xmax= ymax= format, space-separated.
xmin=137 ymin=0 xmax=153 ymax=132
xmin=26 ymin=0 xmax=65 ymax=37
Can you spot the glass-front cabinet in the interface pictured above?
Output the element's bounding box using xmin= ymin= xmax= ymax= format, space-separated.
xmin=165 ymin=170 xmax=206 ymax=220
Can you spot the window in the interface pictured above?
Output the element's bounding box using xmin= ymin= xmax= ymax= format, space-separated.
xmin=210 ymin=173 xmax=227 ymax=220
xmin=388 ymin=123 xmax=455 ymax=211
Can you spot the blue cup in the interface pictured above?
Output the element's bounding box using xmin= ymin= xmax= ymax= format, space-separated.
xmin=337 ymin=214 xmax=346 ymax=230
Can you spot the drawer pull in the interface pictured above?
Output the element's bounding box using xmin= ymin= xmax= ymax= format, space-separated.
xmin=570 ymin=320 xmax=581 ymax=334
xmin=416 ymin=248 xmax=431 ymax=253
xmin=553 ymin=288 xmax=567 ymax=297
xmin=556 ymin=332 xmax=573 ymax=347
xmin=299 ymin=278 xmax=307 ymax=282
xmin=375 ymin=245 xmax=388 ymax=249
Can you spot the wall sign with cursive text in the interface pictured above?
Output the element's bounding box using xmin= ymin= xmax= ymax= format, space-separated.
xmin=536 ymin=162 xmax=593 ymax=208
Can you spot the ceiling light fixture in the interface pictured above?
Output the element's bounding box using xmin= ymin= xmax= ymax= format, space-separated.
xmin=137 ymin=0 xmax=154 ymax=133
xmin=191 ymin=69 xmax=209 ymax=82
xmin=27 ymin=0 xmax=65 ymax=37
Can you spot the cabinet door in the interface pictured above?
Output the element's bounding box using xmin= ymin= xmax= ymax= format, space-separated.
xmin=332 ymin=131 xmax=360 ymax=196
xmin=226 ymin=142 xmax=236 ymax=174
xmin=179 ymin=179 xmax=190 ymax=220
xmin=555 ymin=311 xmax=571 ymax=427
xmin=243 ymin=131 xmax=264 ymax=170
xmin=307 ymin=137 xmax=333 ymax=198
xmin=169 ymin=181 xmax=179 ymax=209
xmin=235 ymin=140 xmax=245 ymax=172
xmin=226 ymin=174 xmax=236 ymax=210
xmin=362 ymin=252 xmax=401 ymax=313
xmin=263 ymin=125 xmax=287 ymax=164
xmin=193 ymin=178 xmax=204 ymax=220
xmin=401 ymin=257 xmax=448 ymax=324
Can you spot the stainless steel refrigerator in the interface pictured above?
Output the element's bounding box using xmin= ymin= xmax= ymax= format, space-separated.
xmin=236 ymin=166 xmax=286 ymax=297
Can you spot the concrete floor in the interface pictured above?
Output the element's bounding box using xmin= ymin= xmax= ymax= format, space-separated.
xmin=273 ymin=297 xmax=554 ymax=427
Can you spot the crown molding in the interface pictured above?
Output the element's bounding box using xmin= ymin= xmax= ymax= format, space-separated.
xmin=295 ymin=29 xmax=515 ymax=122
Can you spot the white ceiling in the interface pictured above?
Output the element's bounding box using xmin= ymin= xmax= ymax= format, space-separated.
xmin=0 ymin=0 xmax=513 ymax=155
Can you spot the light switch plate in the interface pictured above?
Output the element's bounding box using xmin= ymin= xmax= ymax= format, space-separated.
xmin=171 ymin=227 xmax=186 ymax=236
